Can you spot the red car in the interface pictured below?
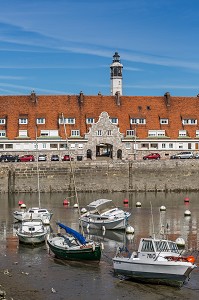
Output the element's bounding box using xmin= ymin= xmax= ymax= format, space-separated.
xmin=18 ymin=154 xmax=35 ymax=162
xmin=62 ymin=155 xmax=74 ymax=161
xmin=143 ymin=153 xmax=160 ymax=160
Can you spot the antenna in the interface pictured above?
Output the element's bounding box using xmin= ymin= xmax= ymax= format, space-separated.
xmin=150 ymin=201 xmax=155 ymax=239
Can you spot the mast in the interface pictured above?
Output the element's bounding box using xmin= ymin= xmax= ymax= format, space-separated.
xmin=61 ymin=113 xmax=82 ymax=224
xmin=36 ymin=126 xmax=41 ymax=208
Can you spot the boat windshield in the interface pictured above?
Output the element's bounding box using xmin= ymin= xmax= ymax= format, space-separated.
xmin=141 ymin=240 xmax=155 ymax=252
xmin=155 ymin=241 xmax=179 ymax=253
xmin=96 ymin=202 xmax=116 ymax=214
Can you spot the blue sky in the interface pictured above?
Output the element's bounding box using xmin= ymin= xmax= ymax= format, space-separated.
xmin=0 ymin=0 xmax=199 ymax=96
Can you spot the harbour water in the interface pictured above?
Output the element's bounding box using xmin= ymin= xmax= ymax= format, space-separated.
xmin=1 ymin=191 xmax=199 ymax=299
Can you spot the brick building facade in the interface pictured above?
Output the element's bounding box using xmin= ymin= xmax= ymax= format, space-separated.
xmin=0 ymin=53 xmax=199 ymax=160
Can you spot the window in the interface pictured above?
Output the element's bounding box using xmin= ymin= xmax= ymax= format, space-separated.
xmin=60 ymin=143 xmax=68 ymax=149
xmin=50 ymin=144 xmax=58 ymax=149
xmin=19 ymin=130 xmax=28 ymax=137
xmin=182 ymin=119 xmax=197 ymax=125
xmin=125 ymin=142 xmax=131 ymax=149
xmin=0 ymin=130 xmax=6 ymax=137
xmin=71 ymin=130 xmax=80 ymax=137
xmin=179 ymin=130 xmax=187 ymax=137
xmin=70 ymin=144 xmax=76 ymax=149
xmin=160 ymin=118 xmax=169 ymax=124
xmin=19 ymin=118 xmax=28 ymax=124
xmin=40 ymin=130 xmax=59 ymax=137
xmin=86 ymin=118 xmax=95 ymax=124
xmin=59 ymin=118 xmax=75 ymax=124
xmin=148 ymin=130 xmax=165 ymax=137
xmin=110 ymin=118 xmax=118 ymax=124
xmin=141 ymin=143 xmax=149 ymax=149
xmin=37 ymin=118 xmax=45 ymax=124
xmin=162 ymin=143 xmax=166 ymax=149
xmin=169 ymin=143 xmax=173 ymax=149
xmin=150 ymin=143 xmax=158 ymax=149
xmin=78 ymin=144 xmax=83 ymax=149
xmin=196 ymin=130 xmax=199 ymax=137
xmin=42 ymin=144 xmax=47 ymax=149
xmin=107 ymin=130 xmax=112 ymax=136
xmin=96 ymin=130 xmax=102 ymax=136
xmin=126 ymin=130 xmax=135 ymax=136
xmin=130 ymin=118 xmax=146 ymax=124
xmin=5 ymin=144 xmax=13 ymax=149
xmin=0 ymin=118 xmax=6 ymax=124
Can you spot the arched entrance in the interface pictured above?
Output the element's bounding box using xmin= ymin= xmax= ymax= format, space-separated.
xmin=87 ymin=149 xmax=92 ymax=159
xmin=96 ymin=143 xmax=113 ymax=158
xmin=117 ymin=149 xmax=122 ymax=160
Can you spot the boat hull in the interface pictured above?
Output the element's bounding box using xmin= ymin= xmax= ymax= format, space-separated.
xmin=113 ymin=258 xmax=195 ymax=286
xmin=80 ymin=216 xmax=128 ymax=230
xmin=17 ymin=232 xmax=46 ymax=245
xmin=47 ymin=238 xmax=101 ymax=261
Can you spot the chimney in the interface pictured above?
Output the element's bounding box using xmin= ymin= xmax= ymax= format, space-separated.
xmin=164 ymin=92 xmax=170 ymax=107
xmin=115 ymin=91 xmax=121 ymax=106
xmin=30 ymin=90 xmax=37 ymax=103
xmin=78 ymin=91 xmax=84 ymax=105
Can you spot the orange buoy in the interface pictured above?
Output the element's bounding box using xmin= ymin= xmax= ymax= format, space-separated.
xmin=123 ymin=199 xmax=129 ymax=204
xmin=187 ymin=256 xmax=195 ymax=264
xmin=18 ymin=200 xmax=24 ymax=206
xmin=63 ymin=199 xmax=69 ymax=205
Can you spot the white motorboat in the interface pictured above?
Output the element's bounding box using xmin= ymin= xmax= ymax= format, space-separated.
xmin=79 ymin=199 xmax=131 ymax=230
xmin=13 ymin=207 xmax=53 ymax=224
xmin=113 ymin=236 xmax=197 ymax=286
xmin=16 ymin=219 xmax=47 ymax=245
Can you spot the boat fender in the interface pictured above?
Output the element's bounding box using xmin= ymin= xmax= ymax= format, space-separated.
xmin=101 ymin=242 xmax=104 ymax=250
xmin=92 ymin=243 xmax=96 ymax=252
xmin=187 ymin=256 xmax=195 ymax=264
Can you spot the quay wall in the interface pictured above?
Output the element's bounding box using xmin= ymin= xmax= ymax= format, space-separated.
xmin=0 ymin=160 xmax=199 ymax=193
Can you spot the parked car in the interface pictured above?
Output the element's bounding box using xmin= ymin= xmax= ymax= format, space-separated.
xmin=143 ymin=153 xmax=161 ymax=160
xmin=62 ymin=155 xmax=74 ymax=161
xmin=170 ymin=152 xmax=194 ymax=159
xmin=38 ymin=154 xmax=47 ymax=161
xmin=0 ymin=154 xmax=19 ymax=162
xmin=51 ymin=154 xmax=59 ymax=161
xmin=18 ymin=154 xmax=35 ymax=162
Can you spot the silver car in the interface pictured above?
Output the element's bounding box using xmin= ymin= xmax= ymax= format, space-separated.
xmin=170 ymin=152 xmax=194 ymax=159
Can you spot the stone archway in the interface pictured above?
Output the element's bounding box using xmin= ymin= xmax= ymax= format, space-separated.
xmin=96 ymin=143 xmax=113 ymax=158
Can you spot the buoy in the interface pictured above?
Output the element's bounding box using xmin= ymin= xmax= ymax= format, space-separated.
xmin=160 ymin=205 xmax=166 ymax=211
xmin=136 ymin=202 xmax=141 ymax=207
xmin=81 ymin=207 xmax=87 ymax=213
xmin=187 ymin=256 xmax=195 ymax=264
xmin=63 ymin=199 xmax=69 ymax=205
xmin=73 ymin=203 xmax=78 ymax=208
xmin=18 ymin=200 xmax=24 ymax=206
xmin=184 ymin=209 xmax=191 ymax=216
xmin=175 ymin=237 xmax=185 ymax=247
xmin=184 ymin=197 xmax=190 ymax=203
xmin=123 ymin=199 xmax=129 ymax=204
xmin=20 ymin=203 xmax=26 ymax=209
xmin=125 ymin=225 xmax=134 ymax=234
xmin=126 ymin=233 xmax=134 ymax=241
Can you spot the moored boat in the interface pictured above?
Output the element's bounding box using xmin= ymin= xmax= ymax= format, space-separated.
xmin=16 ymin=219 xmax=47 ymax=245
xmin=13 ymin=207 xmax=53 ymax=224
xmin=113 ymin=236 xmax=197 ymax=286
xmin=80 ymin=198 xmax=131 ymax=230
xmin=47 ymin=222 xmax=101 ymax=261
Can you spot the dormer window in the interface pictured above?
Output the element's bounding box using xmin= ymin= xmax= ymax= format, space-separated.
xmin=37 ymin=118 xmax=45 ymax=124
xmin=0 ymin=118 xmax=6 ymax=124
xmin=130 ymin=118 xmax=146 ymax=124
xmin=179 ymin=130 xmax=187 ymax=137
xmin=182 ymin=119 xmax=197 ymax=125
xmin=86 ymin=118 xmax=95 ymax=124
xmin=59 ymin=118 xmax=75 ymax=124
xmin=19 ymin=118 xmax=28 ymax=124
xmin=110 ymin=118 xmax=118 ymax=124
xmin=160 ymin=118 xmax=169 ymax=124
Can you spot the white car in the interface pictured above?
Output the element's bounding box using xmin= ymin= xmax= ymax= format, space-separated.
xmin=38 ymin=154 xmax=47 ymax=161
xmin=170 ymin=152 xmax=194 ymax=159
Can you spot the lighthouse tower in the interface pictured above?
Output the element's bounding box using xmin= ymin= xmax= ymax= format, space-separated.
xmin=110 ymin=52 xmax=123 ymax=96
